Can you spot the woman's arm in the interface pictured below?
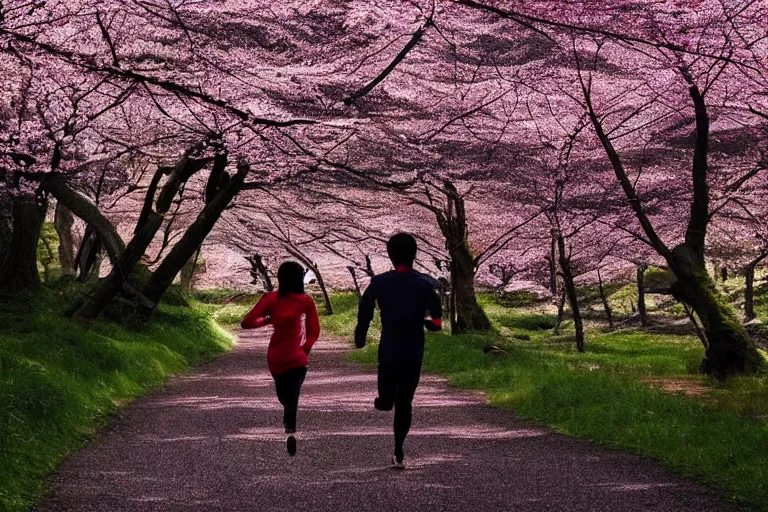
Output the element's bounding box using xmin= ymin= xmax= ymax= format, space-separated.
xmin=302 ymin=298 xmax=321 ymax=354
xmin=240 ymin=293 xmax=274 ymax=329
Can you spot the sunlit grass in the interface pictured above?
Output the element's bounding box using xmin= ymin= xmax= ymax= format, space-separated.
xmin=324 ymin=292 xmax=768 ymax=510
xmin=0 ymin=285 xmax=233 ymax=512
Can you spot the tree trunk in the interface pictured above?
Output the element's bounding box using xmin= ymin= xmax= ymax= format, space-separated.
xmin=54 ymin=202 xmax=77 ymax=279
xmin=348 ymin=266 xmax=361 ymax=298
xmin=70 ymin=152 xmax=208 ymax=322
xmin=313 ymin=266 xmax=334 ymax=315
xmin=557 ymin=234 xmax=584 ymax=352
xmin=0 ymin=195 xmax=47 ymax=289
xmin=597 ymin=269 xmax=614 ymax=329
xmin=421 ymin=179 xmax=490 ymax=333
xmin=449 ymin=239 xmax=491 ymax=333
xmin=549 ymin=229 xmax=558 ymax=295
xmin=69 ymin=213 xmax=163 ymax=322
xmin=0 ymin=198 xmax=12 ymax=266
xmin=179 ymin=248 xmax=200 ymax=294
xmin=140 ymin=161 xmax=248 ymax=316
xmin=637 ymin=264 xmax=648 ymax=327
xmin=46 ymin=174 xmax=125 ymax=267
xmin=682 ymin=302 xmax=709 ymax=349
xmin=721 ymin=266 xmax=728 ymax=282
xmin=438 ymin=277 xmax=450 ymax=315
xmin=669 ymin=244 xmax=763 ymax=378
xmin=745 ymin=264 xmax=757 ymax=322
xmin=247 ymin=253 xmax=273 ymax=292
xmin=75 ymin=227 xmax=103 ymax=282
xmin=553 ymin=287 xmax=566 ymax=335
xmin=449 ymin=264 xmax=458 ymax=334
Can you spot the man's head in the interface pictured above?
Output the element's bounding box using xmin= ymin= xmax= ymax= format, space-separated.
xmin=387 ymin=232 xmax=417 ymax=268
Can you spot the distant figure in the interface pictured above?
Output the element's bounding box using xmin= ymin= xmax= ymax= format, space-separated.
xmin=303 ymin=268 xmax=317 ymax=285
xmin=241 ymin=261 xmax=320 ymax=456
xmin=355 ymin=233 xmax=443 ymax=469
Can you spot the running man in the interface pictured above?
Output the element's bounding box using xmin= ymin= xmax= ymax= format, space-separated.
xmin=354 ymin=233 xmax=443 ymax=469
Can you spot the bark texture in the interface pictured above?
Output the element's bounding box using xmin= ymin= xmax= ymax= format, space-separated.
xmin=0 ymin=195 xmax=47 ymax=289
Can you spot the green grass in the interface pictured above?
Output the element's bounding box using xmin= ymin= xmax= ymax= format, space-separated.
xmin=324 ymin=292 xmax=768 ymax=510
xmin=190 ymin=288 xmax=261 ymax=325
xmin=0 ymin=284 xmax=233 ymax=511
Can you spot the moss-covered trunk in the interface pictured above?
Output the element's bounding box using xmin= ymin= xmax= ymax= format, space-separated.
xmin=669 ymin=245 xmax=763 ymax=378
xmin=449 ymin=240 xmax=491 ymax=333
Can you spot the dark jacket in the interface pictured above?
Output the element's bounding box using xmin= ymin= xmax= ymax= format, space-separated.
xmin=355 ymin=268 xmax=443 ymax=363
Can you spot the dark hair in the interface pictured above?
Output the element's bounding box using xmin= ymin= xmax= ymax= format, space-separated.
xmin=277 ymin=261 xmax=305 ymax=297
xmin=387 ymin=232 xmax=417 ymax=267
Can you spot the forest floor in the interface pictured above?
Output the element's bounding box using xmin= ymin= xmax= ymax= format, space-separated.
xmin=0 ymin=286 xmax=233 ymax=512
xmin=323 ymin=293 xmax=768 ymax=510
xmin=34 ymin=327 xmax=745 ymax=512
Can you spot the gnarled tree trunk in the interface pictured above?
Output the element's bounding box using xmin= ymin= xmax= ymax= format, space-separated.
xmin=140 ymin=159 xmax=249 ymax=317
xmin=75 ymin=227 xmax=103 ymax=282
xmin=583 ymin=65 xmax=765 ymax=375
xmin=669 ymin=245 xmax=763 ymax=378
xmin=450 ymin=240 xmax=490 ymax=332
xmin=247 ymin=253 xmax=274 ymax=292
xmin=0 ymin=194 xmax=47 ymax=290
xmin=412 ymin=180 xmax=490 ymax=333
xmin=54 ymin=202 xmax=77 ymax=279
xmin=745 ymin=265 xmax=756 ymax=322
xmin=69 ymin=150 xmax=209 ymax=322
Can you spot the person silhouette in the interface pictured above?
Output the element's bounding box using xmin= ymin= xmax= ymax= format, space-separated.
xmin=354 ymin=233 xmax=443 ymax=469
xmin=241 ymin=261 xmax=320 ymax=456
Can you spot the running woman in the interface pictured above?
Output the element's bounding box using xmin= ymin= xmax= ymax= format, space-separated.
xmin=241 ymin=261 xmax=320 ymax=456
xmin=354 ymin=233 xmax=443 ymax=469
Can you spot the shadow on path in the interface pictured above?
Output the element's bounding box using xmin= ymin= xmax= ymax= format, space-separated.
xmin=36 ymin=330 xmax=744 ymax=511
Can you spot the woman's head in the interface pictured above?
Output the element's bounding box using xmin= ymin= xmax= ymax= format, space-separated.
xmin=277 ymin=261 xmax=305 ymax=296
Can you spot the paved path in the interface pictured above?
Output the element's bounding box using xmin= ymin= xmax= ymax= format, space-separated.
xmin=37 ymin=330 xmax=744 ymax=512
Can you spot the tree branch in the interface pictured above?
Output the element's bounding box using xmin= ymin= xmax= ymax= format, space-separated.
xmin=343 ymin=20 xmax=430 ymax=105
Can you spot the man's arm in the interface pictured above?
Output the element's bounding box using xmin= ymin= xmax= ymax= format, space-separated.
xmin=424 ymin=285 xmax=443 ymax=332
xmin=354 ymin=281 xmax=376 ymax=348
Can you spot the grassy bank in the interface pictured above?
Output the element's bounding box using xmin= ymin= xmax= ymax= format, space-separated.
xmin=0 ymin=286 xmax=233 ymax=511
xmin=323 ymin=293 xmax=768 ymax=510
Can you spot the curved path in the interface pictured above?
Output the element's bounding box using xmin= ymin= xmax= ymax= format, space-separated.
xmin=37 ymin=330 xmax=744 ymax=511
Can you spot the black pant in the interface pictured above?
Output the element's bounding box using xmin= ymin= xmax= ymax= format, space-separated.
xmin=376 ymin=361 xmax=422 ymax=461
xmin=273 ymin=366 xmax=307 ymax=433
